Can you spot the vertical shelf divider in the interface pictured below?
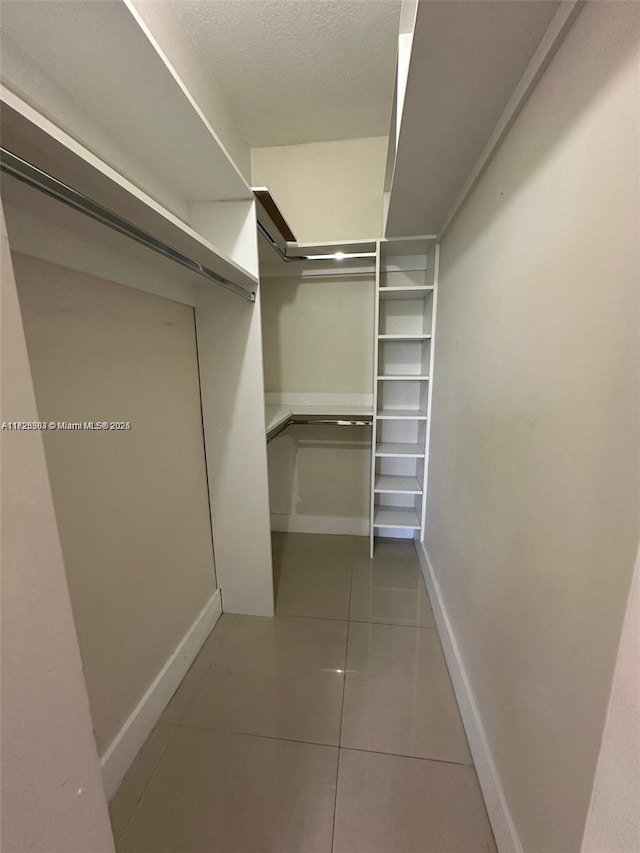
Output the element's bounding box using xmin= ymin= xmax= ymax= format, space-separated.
xmin=369 ymin=241 xmax=382 ymax=558
xmin=420 ymin=243 xmax=439 ymax=538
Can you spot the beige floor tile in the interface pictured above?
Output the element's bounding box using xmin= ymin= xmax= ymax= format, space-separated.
xmin=275 ymin=553 xmax=352 ymax=619
xmin=350 ymin=556 xmax=435 ymax=627
xmin=183 ymin=615 xmax=347 ymax=745
xmin=118 ymin=727 xmax=338 ymax=853
xmin=341 ymin=622 xmax=471 ymax=763
xmin=109 ymin=723 xmax=177 ymax=840
xmin=372 ymin=538 xmax=420 ymax=563
xmin=272 ymin=531 xmax=368 ymax=559
xmin=160 ymin=614 xmax=236 ymax=724
xmin=333 ymin=749 xmax=496 ymax=853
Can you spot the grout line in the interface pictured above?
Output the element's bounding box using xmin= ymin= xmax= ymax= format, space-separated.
xmin=331 ymin=558 xmax=353 ymax=853
xmin=331 ymin=559 xmax=355 ymax=852
xmin=331 ymin=748 xmax=343 ymax=852
xmin=276 ymin=611 xmax=349 ymax=622
xmin=338 ymin=744 xmax=473 ymax=768
xmin=272 ymin=609 xmax=437 ymax=630
xmin=178 ymin=721 xmax=339 ymax=751
xmin=270 ymin=612 xmax=349 ymax=625
xmin=113 ymin=721 xmax=181 ymax=841
xmin=173 ymin=721 xmax=473 ymax=770
xmin=348 ymin=618 xmax=437 ymax=630
xmin=166 ymin=615 xmax=239 ymax=727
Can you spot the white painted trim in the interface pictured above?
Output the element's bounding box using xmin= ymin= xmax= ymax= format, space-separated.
xmin=271 ymin=513 xmax=369 ymax=537
xmin=439 ymin=0 xmax=584 ymax=238
xmin=417 ymin=542 xmax=523 ymax=853
xmin=420 ymin=243 xmax=439 ymax=538
xmin=100 ymin=588 xmax=222 ymax=799
xmin=369 ymin=241 xmax=382 ymax=557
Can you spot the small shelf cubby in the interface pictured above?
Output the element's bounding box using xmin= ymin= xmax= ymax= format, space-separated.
xmin=373 ymin=492 xmax=423 ymax=537
xmin=378 ymin=338 xmax=431 ymax=377
xmin=375 ymin=455 xmax=424 ymax=494
xmin=378 ymin=297 xmax=433 ymax=338
xmin=377 ymin=379 xmax=428 ymax=419
xmin=369 ymin=238 xmax=438 ymax=555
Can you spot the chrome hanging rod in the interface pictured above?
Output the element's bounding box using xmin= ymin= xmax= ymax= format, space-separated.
xmin=257 ymin=220 xmax=376 ymax=263
xmin=0 ymin=148 xmax=256 ymax=303
xmin=266 ymin=413 xmax=373 ymax=443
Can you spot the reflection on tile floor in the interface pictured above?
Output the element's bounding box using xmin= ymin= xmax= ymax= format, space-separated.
xmin=112 ymin=535 xmax=496 ymax=853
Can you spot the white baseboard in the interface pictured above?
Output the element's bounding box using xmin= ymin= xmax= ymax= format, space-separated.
xmin=271 ymin=513 xmax=368 ymax=536
xmin=100 ymin=588 xmax=222 ymax=800
xmin=417 ymin=542 xmax=523 ymax=853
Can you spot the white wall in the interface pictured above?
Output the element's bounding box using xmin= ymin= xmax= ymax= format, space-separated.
xmin=251 ymin=137 xmax=387 ymax=242
xmin=262 ymin=273 xmax=374 ymax=535
xmin=14 ymin=253 xmax=217 ymax=755
xmin=1 ymin=207 xmax=115 ymax=853
xmin=261 ymin=275 xmax=374 ymax=394
xmin=268 ymin=425 xmax=371 ymax=536
xmin=423 ymin=4 xmax=639 ymax=852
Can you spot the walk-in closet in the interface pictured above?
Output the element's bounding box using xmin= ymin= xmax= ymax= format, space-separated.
xmin=2 ymin=2 xmax=638 ymax=852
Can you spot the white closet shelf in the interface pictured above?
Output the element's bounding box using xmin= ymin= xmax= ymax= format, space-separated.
xmin=375 ymin=443 xmax=425 ymax=458
xmin=377 ymin=375 xmax=429 ymax=381
xmin=373 ymin=507 xmax=421 ymax=530
xmin=375 ymin=475 xmax=423 ymax=495
xmin=377 ymin=408 xmax=428 ymax=420
xmin=0 ymin=92 xmax=258 ymax=294
xmin=378 ymin=334 xmax=431 ymax=341
xmin=379 ymin=286 xmax=434 ymax=300
xmin=0 ymin=0 xmax=252 ymax=207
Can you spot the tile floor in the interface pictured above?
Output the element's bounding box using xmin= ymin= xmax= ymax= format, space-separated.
xmin=111 ymin=533 xmax=496 ymax=853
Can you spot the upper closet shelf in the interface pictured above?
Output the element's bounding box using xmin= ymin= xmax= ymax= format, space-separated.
xmin=0 ymin=0 xmax=251 ymax=208
xmin=0 ymin=91 xmax=258 ymax=295
xmin=384 ymin=1 xmax=575 ymax=236
xmin=0 ymin=0 xmax=259 ymax=289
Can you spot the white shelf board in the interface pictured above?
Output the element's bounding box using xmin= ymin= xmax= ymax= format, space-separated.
xmin=0 ymin=0 xmax=251 ymax=206
xmin=375 ymin=443 xmax=425 ymax=458
xmin=373 ymin=507 xmax=421 ymax=530
xmin=0 ymin=90 xmax=258 ymax=294
xmin=385 ymin=1 xmax=564 ymax=235
xmin=379 ymin=286 xmax=434 ymax=300
xmin=265 ymin=405 xmax=292 ymax=435
xmin=378 ymin=334 xmax=431 ymax=341
xmin=375 ymin=475 xmax=423 ymax=495
xmin=377 ymin=375 xmax=429 ymax=381
xmin=377 ymin=408 xmax=428 ymax=420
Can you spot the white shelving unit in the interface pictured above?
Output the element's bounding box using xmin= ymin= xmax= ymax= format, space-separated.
xmin=369 ymin=237 xmax=438 ymax=556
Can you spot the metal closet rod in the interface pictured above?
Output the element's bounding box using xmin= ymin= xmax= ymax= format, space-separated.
xmin=257 ymin=220 xmax=376 ymax=263
xmin=0 ymin=148 xmax=256 ymax=303
xmin=267 ymin=413 xmax=373 ymax=443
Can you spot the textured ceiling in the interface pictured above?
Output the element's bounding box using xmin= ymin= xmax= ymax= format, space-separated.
xmin=173 ymin=0 xmax=401 ymax=147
